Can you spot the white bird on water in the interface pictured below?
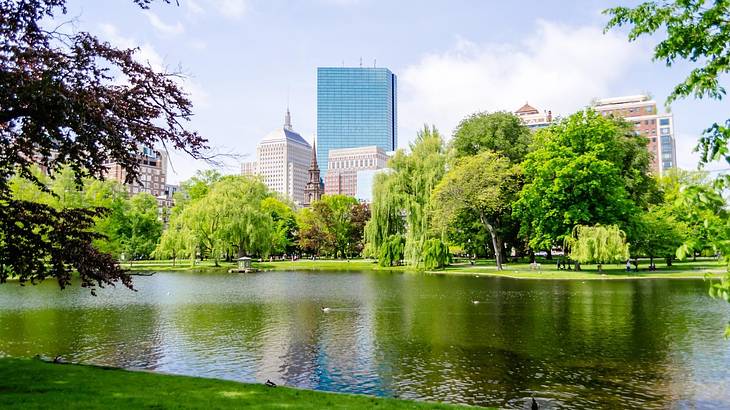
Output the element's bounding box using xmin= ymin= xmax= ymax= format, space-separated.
xmin=321 ymin=307 xmax=331 ymax=312
xmin=472 ymin=300 xmax=479 ymax=305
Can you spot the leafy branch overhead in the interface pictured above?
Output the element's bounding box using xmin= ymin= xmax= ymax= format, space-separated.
xmin=0 ymin=0 xmax=207 ymax=290
xmin=604 ymin=0 xmax=730 ymax=163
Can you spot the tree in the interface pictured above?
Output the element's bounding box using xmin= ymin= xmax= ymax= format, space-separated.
xmin=451 ymin=111 xmax=532 ymax=162
xmin=515 ymin=110 xmax=655 ymax=252
xmin=432 ymin=152 xmax=521 ymax=270
xmin=262 ymin=197 xmax=298 ymax=256
xmin=632 ymin=206 xmax=686 ymax=268
xmin=0 ymin=0 xmax=207 ymax=291
xmin=348 ymin=202 xmax=371 ymax=256
xmin=154 ymin=212 xmax=191 ymax=266
xmin=312 ymin=195 xmax=360 ymax=258
xmin=213 ymin=176 xmax=274 ymax=258
xmin=605 ymin=0 xmax=730 ymax=164
xmin=118 ymin=193 xmax=163 ymax=263
xmin=565 ymin=225 xmax=630 ymax=271
xmin=296 ymin=207 xmax=326 ymax=256
xmin=378 ymin=235 xmax=405 ymax=267
xmin=660 ymin=170 xmax=727 ymax=259
xmin=421 ymin=239 xmax=450 ymax=270
xmin=365 ymin=126 xmax=447 ymax=266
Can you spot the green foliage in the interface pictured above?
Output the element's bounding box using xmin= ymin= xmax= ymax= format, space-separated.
xmin=605 ymin=0 xmax=730 ymax=163
xmin=262 ymin=197 xmax=298 ymax=255
xmin=432 ymin=151 xmax=521 ymax=270
xmin=171 ymin=175 xmax=276 ymax=265
xmin=378 ymin=235 xmax=405 ymax=267
xmin=566 ymin=225 xmax=630 ymax=269
xmin=515 ymin=110 xmax=655 ymax=250
xmin=421 ymin=239 xmax=450 ymax=270
xmin=118 ymin=193 xmax=163 ymax=261
xmin=298 ymin=195 xmax=368 ymax=258
xmin=451 ymin=111 xmax=532 ymax=162
xmin=365 ymin=126 xmax=447 ymax=266
xmin=632 ymin=206 xmax=686 ymax=263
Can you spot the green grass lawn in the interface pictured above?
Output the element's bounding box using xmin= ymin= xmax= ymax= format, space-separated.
xmin=0 ymin=357 xmax=478 ymax=409
xmin=126 ymin=257 xmax=727 ymax=280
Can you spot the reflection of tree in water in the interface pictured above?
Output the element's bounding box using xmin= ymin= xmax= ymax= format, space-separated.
xmin=367 ymin=275 xmax=702 ymax=409
xmin=0 ymin=287 xmax=164 ymax=370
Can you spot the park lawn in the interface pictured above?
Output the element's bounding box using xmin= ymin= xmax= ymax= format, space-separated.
xmin=439 ymin=257 xmax=727 ymax=280
xmin=127 ymin=257 xmax=727 ymax=280
xmin=0 ymin=358 xmax=478 ymax=410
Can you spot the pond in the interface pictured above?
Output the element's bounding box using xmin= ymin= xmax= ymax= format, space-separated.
xmin=0 ymin=271 xmax=729 ymax=409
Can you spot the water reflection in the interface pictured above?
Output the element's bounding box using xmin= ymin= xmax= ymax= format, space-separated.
xmin=0 ymin=272 xmax=728 ymax=409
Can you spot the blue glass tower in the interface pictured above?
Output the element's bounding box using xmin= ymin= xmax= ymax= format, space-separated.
xmin=317 ymin=67 xmax=397 ymax=175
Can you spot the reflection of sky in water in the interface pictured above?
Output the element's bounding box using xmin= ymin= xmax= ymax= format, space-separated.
xmin=0 ymin=271 xmax=728 ymax=409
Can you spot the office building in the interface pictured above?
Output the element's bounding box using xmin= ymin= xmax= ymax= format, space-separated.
xmin=324 ymin=146 xmax=389 ymax=198
xmin=514 ymin=102 xmax=553 ymax=130
xmin=317 ymin=66 xmax=397 ymax=175
xmin=241 ymin=110 xmax=312 ymax=205
xmin=592 ymin=95 xmax=677 ymax=174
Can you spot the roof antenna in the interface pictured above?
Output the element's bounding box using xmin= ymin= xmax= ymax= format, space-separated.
xmin=373 ymin=59 xmax=376 ymax=68
xmin=359 ymin=57 xmax=362 ymax=67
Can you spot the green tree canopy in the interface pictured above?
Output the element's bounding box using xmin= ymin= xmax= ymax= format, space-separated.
xmin=515 ymin=110 xmax=656 ymax=251
xmin=450 ymin=111 xmax=532 ymax=162
xmin=432 ymin=151 xmax=521 ymax=270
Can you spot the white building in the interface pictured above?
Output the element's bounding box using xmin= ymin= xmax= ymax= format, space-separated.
xmin=241 ymin=110 xmax=312 ymax=205
xmin=324 ymin=146 xmax=389 ymax=198
xmin=514 ymin=102 xmax=553 ymax=130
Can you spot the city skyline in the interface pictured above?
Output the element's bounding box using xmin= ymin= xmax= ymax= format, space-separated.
xmin=55 ymin=0 xmax=730 ymax=184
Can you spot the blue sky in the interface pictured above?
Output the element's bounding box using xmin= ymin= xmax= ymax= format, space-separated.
xmin=61 ymin=0 xmax=730 ymax=183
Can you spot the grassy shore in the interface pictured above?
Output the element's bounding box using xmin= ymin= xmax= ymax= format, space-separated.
xmin=0 ymin=357 xmax=477 ymax=409
xmin=127 ymin=257 xmax=727 ymax=280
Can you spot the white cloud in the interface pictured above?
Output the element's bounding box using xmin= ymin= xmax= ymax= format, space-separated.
xmin=187 ymin=0 xmax=205 ymax=15
xmin=215 ymin=0 xmax=247 ymax=18
xmin=99 ymin=23 xmax=164 ymax=70
xmin=97 ymin=24 xmax=209 ymax=112
xmin=143 ymin=11 xmax=184 ymax=36
xmin=189 ymin=39 xmax=208 ymax=50
xmin=183 ymin=0 xmax=248 ymax=20
xmin=399 ymin=20 xmax=647 ymax=142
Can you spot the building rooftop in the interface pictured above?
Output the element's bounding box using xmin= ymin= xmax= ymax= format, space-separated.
xmin=515 ymin=102 xmax=539 ymax=115
xmin=260 ymin=110 xmax=311 ymax=147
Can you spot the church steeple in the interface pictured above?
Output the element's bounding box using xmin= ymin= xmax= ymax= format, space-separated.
xmin=304 ymin=140 xmax=323 ymax=206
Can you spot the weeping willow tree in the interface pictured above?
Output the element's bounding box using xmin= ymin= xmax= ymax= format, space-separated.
xmin=365 ymin=125 xmax=447 ymax=267
xmin=565 ymin=225 xmax=630 ymax=271
xmin=378 ymin=234 xmax=405 ymax=267
xmin=422 ymin=238 xmax=450 ymax=270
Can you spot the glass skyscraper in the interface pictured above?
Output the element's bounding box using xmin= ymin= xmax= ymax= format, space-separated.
xmin=317 ymin=67 xmax=397 ymax=175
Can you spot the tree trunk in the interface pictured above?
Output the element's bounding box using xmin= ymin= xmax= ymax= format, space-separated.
xmin=575 ymin=261 xmax=581 ymax=271
xmin=529 ymin=249 xmax=536 ymax=263
xmin=666 ymin=256 xmax=673 ymax=267
xmin=482 ymin=219 xmax=503 ymax=271
xmin=546 ymin=249 xmax=553 ymax=260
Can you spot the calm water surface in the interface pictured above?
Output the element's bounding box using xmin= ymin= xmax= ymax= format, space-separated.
xmin=1 ymin=271 xmax=729 ymax=409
